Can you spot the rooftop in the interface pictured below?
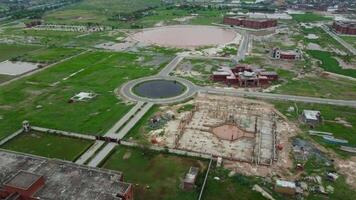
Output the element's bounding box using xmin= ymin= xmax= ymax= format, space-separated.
xmin=0 ymin=150 xmax=131 ymax=200
xmin=4 ymin=171 xmax=42 ymax=190
xmin=303 ymin=110 xmax=321 ymax=120
xmin=276 ymin=180 xmax=296 ymax=188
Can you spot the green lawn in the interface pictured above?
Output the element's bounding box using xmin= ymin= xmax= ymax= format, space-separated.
xmin=307 ymin=50 xmax=356 ymax=78
xmin=0 ymin=44 xmax=41 ymax=61
xmin=1 ymin=131 xmax=93 ymax=161
xmin=15 ymin=47 xmax=83 ymax=63
xmin=44 ymin=0 xmax=162 ymax=26
xmin=291 ymin=12 xmax=331 ymax=23
xmin=102 ymin=146 xmax=207 ymax=200
xmin=340 ymin=35 xmax=356 ymax=48
xmin=0 ymin=51 xmax=167 ymax=140
xmin=273 ymin=75 xmax=356 ymax=100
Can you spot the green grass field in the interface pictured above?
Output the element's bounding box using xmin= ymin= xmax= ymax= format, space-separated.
xmin=271 ymin=101 xmax=356 ymax=156
xmin=202 ymin=168 xmax=286 ymax=200
xmin=302 ymin=27 xmax=348 ymax=52
xmin=1 ymin=131 xmax=93 ymax=161
xmin=44 ymin=0 xmax=162 ymax=26
xmin=273 ymin=75 xmax=356 ymax=100
xmin=102 ymin=146 xmax=207 ymax=200
xmin=16 ymin=47 xmax=83 ymax=63
xmin=340 ymin=35 xmax=356 ymax=48
xmin=0 ymin=51 xmax=168 ymax=140
xmin=291 ymin=12 xmax=331 ymax=23
xmin=0 ymin=44 xmax=41 ymax=61
xmin=307 ymin=50 xmax=356 ymax=78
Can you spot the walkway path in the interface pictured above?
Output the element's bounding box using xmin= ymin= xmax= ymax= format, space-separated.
xmin=198 ymin=86 xmax=356 ymax=107
xmin=82 ymin=102 xmax=154 ymax=167
xmin=321 ymin=25 xmax=356 ymax=55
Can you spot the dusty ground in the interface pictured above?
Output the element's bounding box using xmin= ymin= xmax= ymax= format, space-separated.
xmin=149 ymin=94 xmax=296 ymax=175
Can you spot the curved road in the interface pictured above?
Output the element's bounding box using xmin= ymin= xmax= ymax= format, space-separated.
xmin=119 ymin=54 xmax=356 ymax=107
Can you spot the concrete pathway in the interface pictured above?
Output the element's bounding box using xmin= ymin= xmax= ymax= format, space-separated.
xmin=321 ymin=25 xmax=356 ymax=55
xmin=105 ymin=101 xmax=145 ymax=135
xmin=75 ymin=141 xmax=105 ymax=165
xmin=87 ymin=143 xmax=117 ymax=167
xmin=198 ymin=87 xmax=356 ymax=107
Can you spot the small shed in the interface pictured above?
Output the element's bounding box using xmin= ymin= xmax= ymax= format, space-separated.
xmin=182 ymin=167 xmax=199 ymax=191
xmin=274 ymin=180 xmax=296 ymax=195
xmin=301 ymin=110 xmax=322 ymax=127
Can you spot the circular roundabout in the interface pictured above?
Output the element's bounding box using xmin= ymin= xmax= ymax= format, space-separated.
xmin=119 ymin=76 xmax=197 ymax=104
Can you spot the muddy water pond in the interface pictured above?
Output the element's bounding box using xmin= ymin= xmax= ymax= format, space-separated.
xmin=132 ymin=25 xmax=237 ymax=48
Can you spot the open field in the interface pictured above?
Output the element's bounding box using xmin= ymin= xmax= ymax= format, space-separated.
xmin=44 ymin=1 xmax=226 ymax=28
xmin=0 ymin=51 xmax=170 ymax=140
xmin=0 ymin=131 xmax=93 ymax=161
xmin=302 ymin=27 xmax=348 ymax=53
xmin=273 ymin=75 xmax=356 ymax=100
xmin=173 ymin=58 xmax=234 ymax=86
xmin=15 ymin=47 xmax=83 ymax=63
xmin=0 ymin=44 xmax=41 ymax=61
xmin=102 ymin=146 xmax=207 ymax=200
xmin=0 ymin=27 xmax=123 ymax=47
xmin=340 ymin=36 xmax=356 ymax=48
xmin=43 ymin=0 xmax=162 ymax=26
xmin=203 ymin=168 xmax=275 ymax=200
xmin=307 ymin=50 xmax=356 ymax=78
xmin=271 ymin=101 xmax=356 ymax=156
xmin=291 ymin=12 xmax=331 ymax=23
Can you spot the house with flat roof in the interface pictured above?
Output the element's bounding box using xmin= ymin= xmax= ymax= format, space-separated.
xmin=0 ymin=150 xmax=133 ymax=200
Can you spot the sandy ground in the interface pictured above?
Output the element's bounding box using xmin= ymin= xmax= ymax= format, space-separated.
xmin=151 ymin=94 xmax=294 ymax=171
xmin=131 ymin=25 xmax=239 ymax=48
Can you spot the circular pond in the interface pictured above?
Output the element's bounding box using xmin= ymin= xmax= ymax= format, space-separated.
xmin=131 ymin=25 xmax=238 ymax=48
xmin=133 ymin=79 xmax=186 ymax=99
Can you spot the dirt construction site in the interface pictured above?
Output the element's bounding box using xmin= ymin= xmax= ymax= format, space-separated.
xmin=150 ymin=94 xmax=296 ymax=176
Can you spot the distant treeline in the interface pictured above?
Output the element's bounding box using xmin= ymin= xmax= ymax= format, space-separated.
xmin=0 ymin=0 xmax=83 ymax=19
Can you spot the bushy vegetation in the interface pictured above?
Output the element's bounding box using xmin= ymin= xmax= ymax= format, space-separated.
xmin=307 ymin=50 xmax=356 ymax=78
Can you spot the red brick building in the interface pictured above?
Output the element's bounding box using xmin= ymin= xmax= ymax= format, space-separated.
xmin=0 ymin=150 xmax=133 ymax=200
xmin=223 ymin=16 xmax=277 ymax=29
xmin=332 ymin=21 xmax=356 ymax=35
xmin=0 ymin=171 xmax=45 ymax=200
xmin=212 ymin=65 xmax=278 ymax=87
xmin=271 ymin=48 xmax=302 ymax=60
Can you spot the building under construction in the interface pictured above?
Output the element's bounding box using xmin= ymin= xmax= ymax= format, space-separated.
xmin=158 ymin=94 xmax=286 ymax=166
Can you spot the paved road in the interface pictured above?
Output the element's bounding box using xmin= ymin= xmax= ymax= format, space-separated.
xmin=75 ymin=141 xmax=105 ymax=165
xmin=105 ymin=101 xmax=145 ymax=135
xmin=106 ymin=102 xmax=154 ymax=139
xmin=321 ymin=25 xmax=356 ymax=55
xmin=87 ymin=143 xmax=117 ymax=167
xmin=158 ymin=55 xmax=184 ymax=76
xmin=236 ymin=32 xmax=250 ymax=62
xmin=197 ymin=86 xmax=356 ymax=107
